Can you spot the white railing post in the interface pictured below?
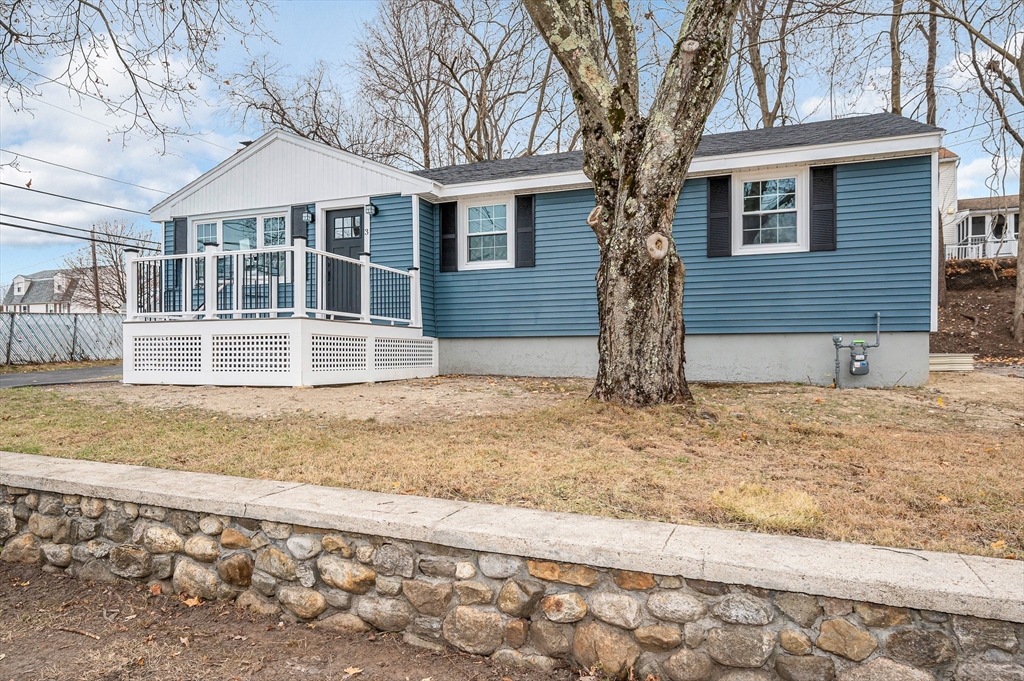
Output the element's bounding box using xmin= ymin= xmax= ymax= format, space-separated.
xmin=204 ymin=244 xmax=220 ymax=320
xmin=360 ymin=253 xmax=372 ymax=323
xmin=124 ymin=249 xmax=138 ymax=321
xmin=409 ymin=267 xmax=421 ymax=328
xmin=293 ymin=236 xmax=307 ymax=318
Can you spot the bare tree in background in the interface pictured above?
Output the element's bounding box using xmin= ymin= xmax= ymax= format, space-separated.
xmin=62 ymin=221 xmax=152 ymax=313
xmin=1 ymin=0 xmax=269 ymax=140
xmin=928 ymin=0 xmax=1023 ymax=341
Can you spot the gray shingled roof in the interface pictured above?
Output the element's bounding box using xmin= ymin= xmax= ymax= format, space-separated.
xmin=958 ymin=195 xmax=1019 ymax=212
xmin=414 ymin=113 xmax=942 ymax=185
xmin=2 ymin=270 xmax=78 ymax=307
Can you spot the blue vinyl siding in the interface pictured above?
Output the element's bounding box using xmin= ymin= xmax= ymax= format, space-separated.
xmin=163 ymin=222 xmax=174 ymax=255
xmin=676 ymin=155 xmax=932 ymax=333
xmin=430 ymin=155 xmax=932 ymax=337
xmin=369 ymin=194 xmax=414 ymax=270
xmin=433 ymin=189 xmax=600 ymax=337
xmin=419 ymin=198 xmax=437 ymax=337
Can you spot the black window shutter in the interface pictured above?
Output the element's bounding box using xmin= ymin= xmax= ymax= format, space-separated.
xmin=515 ymin=195 xmax=536 ymax=268
xmin=173 ymin=217 xmax=188 ymax=254
xmin=291 ymin=205 xmax=307 ymax=242
xmin=810 ymin=166 xmax=837 ymax=252
xmin=439 ymin=202 xmax=458 ymax=272
xmin=706 ymin=176 xmax=731 ymax=258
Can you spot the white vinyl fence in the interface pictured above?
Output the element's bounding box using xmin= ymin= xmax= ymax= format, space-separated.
xmin=1 ymin=313 xmax=123 ymax=365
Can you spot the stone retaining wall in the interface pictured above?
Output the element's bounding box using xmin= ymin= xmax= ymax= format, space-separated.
xmin=2 ymin=483 xmax=1022 ymax=681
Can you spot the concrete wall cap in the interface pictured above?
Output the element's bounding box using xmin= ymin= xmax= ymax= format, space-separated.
xmin=2 ymin=451 xmax=1020 ymax=622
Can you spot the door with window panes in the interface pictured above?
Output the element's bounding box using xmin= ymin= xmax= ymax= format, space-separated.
xmin=325 ymin=208 xmax=364 ymax=316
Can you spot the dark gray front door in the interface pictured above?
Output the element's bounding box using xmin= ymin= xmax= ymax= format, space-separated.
xmin=325 ymin=208 xmax=364 ymax=315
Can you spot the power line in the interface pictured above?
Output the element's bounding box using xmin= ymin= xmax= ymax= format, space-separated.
xmin=0 ymin=212 xmax=159 ymax=246
xmin=0 ymin=221 xmax=160 ymax=251
xmin=0 ymin=147 xmax=171 ymax=194
xmin=0 ymin=182 xmax=149 ymax=215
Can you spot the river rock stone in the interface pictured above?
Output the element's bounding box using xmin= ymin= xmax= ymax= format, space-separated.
xmin=255 ymin=547 xmax=296 ymax=581
xmin=706 ymin=627 xmax=774 ymax=668
xmin=355 ymin=545 xmax=374 ymax=563
xmin=720 ymin=673 xmax=773 ymax=681
xmin=0 ymin=506 xmax=16 ymax=540
xmin=822 ymin=598 xmax=853 ymax=617
xmin=28 ymin=513 xmax=62 ymax=539
xmin=358 ymin=596 xmax=414 ymax=632
xmin=122 ymin=502 xmax=139 ymax=520
xmin=505 ymin=618 xmax=529 ymax=648
xmin=184 ymin=535 xmax=220 ymax=562
xmin=541 ymin=592 xmax=588 ymax=623
xmin=373 ymin=544 xmax=415 ymax=578
xmin=319 ymin=613 xmax=372 ymax=633
xmin=199 ymin=516 xmax=224 ymax=535
xmin=322 ymin=588 xmax=351 ymax=609
xmin=76 ymin=519 xmax=100 ymax=541
xmin=220 ymin=528 xmax=251 ymax=549
xmin=777 ymin=593 xmax=822 ymax=628
xmin=78 ymin=558 xmax=116 ymax=582
xmin=527 ymin=560 xmax=598 ymax=587
xmin=151 ymin=554 xmax=173 ymax=580
xmin=419 ymin=557 xmax=457 ymax=578
xmin=139 ymin=505 xmax=166 ymax=521
xmin=102 ymin=511 xmax=133 ymax=542
xmin=167 ymin=510 xmax=198 ymax=535
xmin=143 ymin=526 xmax=183 ymax=554
xmin=277 ymin=586 xmax=326 ymax=619
xmin=662 ymin=649 xmax=715 ymax=681
xmin=376 ymin=575 xmax=402 ymax=596
xmin=109 ymin=544 xmax=153 ymax=578
xmin=236 ymin=590 xmax=280 ymax=616
xmin=836 ymin=657 xmax=933 ymax=681
xmin=455 ymin=561 xmax=476 ymax=580
xmin=685 ymin=579 xmax=729 ymax=595
xmin=402 ymin=579 xmax=453 ymax=617
xmin=80 ymin=498 xmax=105 ymax=518
xmin=260 ymin=520 xmax=292 ymax=539
xmin=455 ymin=580 xmax=493 ymax=605
xmin=491 ymin=649 xmax=558 ymax=673
xmin=776 ymin=655 xmax=836 ymax=681
xmin=887 ymin=629 xmax=957 ymax=667
xmin=478 ymin=553 xmax=522 ymax=578
xmin=531 ymin=620 xmax=573 ymax=656
xmin=951 ymin=616 xmax=1019 ymax=653
xmin=572 ymin=621 xmax=641 ymax=680
xmin=23 ymin=493 xmax=39 ymax=509
xmin=589 ymin=592 xmax=643 ymax=629
xmin=293 ymin=561 xmax=314 ymax=588
xmin=217 ymin=552 xmax=254 ymax=586
xmin=646 ymin=591 xmax=707 ymax=623
xmin=713 ymin=593 xmax=773 ymax=625
xmin=816 ymin=619 xmax=877 ymax=661
xmin=2 ymin=534 xmax=41 ymax=564
xmin=613 ymin=570 xmax=656 ymax=590
xmin=173 ymin=558 xmax=219 ymax=599
xmin=251 ymin=570 xmax=277 ymax=597
xmin=13 ymin=502 xmax=30 ymax=521
xmin=321 ymin=534 xmax=353 ymax=557
xmin=635 ymin=625 xmax=682 ymax=652
xmin=41 ymin=542 xmax=73 ymax=567
xmin=954 ymin=662 xmax=1024 ymax=681
xmin=780 ymin=628 xmax=814 ymax=655
xmin=497 ymin=579 xmax=545 ymax=617
xmin=286 ymin=536 xmax=321 ymax=560
xmin=36 ymin=493 xmax=64 ymax=516
xmin=86 ymin=539 xmax=112 ymax=557
xmin=317 ymin=555 xmax=376 ymax=593
xmin=853 ymin=602 xmax=911 ymax=628
xmin=441 ymin=606 xmax=504 ymax=655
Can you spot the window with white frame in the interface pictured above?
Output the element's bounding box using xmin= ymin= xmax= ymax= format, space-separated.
xmin=196 ymin=222 xmax=217 ymax=251
xmin=460 ymin=197 xmax=514 ymax=269
xmin=733 ymin=169 xmax=808 ymax=254
xmin=191 ymin=213 xmax=287 ymax=252
xmin=263 ymin=216 xmax=286 ymax=246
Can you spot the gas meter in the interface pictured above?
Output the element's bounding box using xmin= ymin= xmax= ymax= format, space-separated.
xmin=849 ymin=341 xmax=869 ymax=375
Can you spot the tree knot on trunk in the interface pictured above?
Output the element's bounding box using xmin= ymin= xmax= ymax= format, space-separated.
xmin=646 ymin=232 xmax=670 ymax=260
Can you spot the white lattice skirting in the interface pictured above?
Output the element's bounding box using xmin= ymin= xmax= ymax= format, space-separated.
xmin=123 ymin=318 xmax=437 ymax=387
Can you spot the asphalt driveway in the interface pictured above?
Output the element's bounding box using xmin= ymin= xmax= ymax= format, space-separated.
xmin=0 ymin=363 xmax=123 ymax=388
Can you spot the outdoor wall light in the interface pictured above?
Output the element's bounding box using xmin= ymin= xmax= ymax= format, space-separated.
xmin=365 ymin=204 xmax=379 ymax=216
xmin=302 ymin=211 xmax=314 ymax=223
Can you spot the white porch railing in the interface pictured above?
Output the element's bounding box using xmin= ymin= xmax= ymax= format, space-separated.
xmin=945 ymin=236 xmax=1019 ymax=261
xmin=125 ymin=238 xmax=421 ymax=327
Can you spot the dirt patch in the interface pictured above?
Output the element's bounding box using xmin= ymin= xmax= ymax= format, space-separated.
xmin=0 ymin=562 xmax=572 ymax=681
xmin=76 ymin=375 xmax=590 ymax=422
xmin=931 ymin=286 xmax=1023 ymax=362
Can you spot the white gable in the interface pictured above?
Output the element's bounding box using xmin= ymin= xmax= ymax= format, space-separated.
xmin=151 ymin=131 xmax=435 ymax=222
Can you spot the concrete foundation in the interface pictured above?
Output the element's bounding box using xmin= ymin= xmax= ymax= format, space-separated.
xmin=439 ymin=332 xmax=930 ymax=387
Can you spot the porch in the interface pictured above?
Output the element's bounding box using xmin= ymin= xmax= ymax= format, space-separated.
xmin=945 ymin=235 xmax=1019 ymax=261
xmin=122 ymin=238 xmax=437 ymax=387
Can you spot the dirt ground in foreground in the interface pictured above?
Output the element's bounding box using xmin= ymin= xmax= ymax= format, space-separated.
xmin=71 ymin=375 xmax=591 ymax=422
xmin=931 ymin=286 xmax=1023 ymax=362
xmin=0 ymin=563 xmax=572 ymax=681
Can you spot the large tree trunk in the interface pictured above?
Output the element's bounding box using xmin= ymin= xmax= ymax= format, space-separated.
xmin=889 ymin=0 xmax=904 ymax=115
xmin=925 ymin=0 xmax=937 ymax=125
xmin=1014 ymin=150 xmax=1024 ymax=342
xmin=523 ymin=0 xmax=741 ymax=406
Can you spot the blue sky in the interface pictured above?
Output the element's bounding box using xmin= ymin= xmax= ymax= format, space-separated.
xmin=0 ymin=1 xmax=1018 ymax=288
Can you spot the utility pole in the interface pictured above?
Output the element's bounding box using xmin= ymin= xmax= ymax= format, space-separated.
xmin=91 ymin=229 xmax=102 ymax=313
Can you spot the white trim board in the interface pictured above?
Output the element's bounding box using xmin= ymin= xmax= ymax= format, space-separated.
xmin=2 ymin=450 xmax=1020 ymax=623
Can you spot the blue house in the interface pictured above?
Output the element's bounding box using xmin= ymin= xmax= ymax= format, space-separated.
xmin=125 ymin=113 xmax=941 ymax=388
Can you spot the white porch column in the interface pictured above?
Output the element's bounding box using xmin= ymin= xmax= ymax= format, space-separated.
xmin=409 ymin=268 xmax=422 ymax=328
xmin=293 ymin=236 xmax=307 ymax=318
xmin=204 ymin=244 xmax=220 ymax=320
xmin=360 ymin=253 xmax=372 ymax=323
xmin=124 ymin=248 xmax=138 ymax=321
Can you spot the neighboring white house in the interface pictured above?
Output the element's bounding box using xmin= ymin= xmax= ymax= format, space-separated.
xmin=1 ymin=270 xmax=90 ymax=313
xmin=938 ymin=148 xmax=960 ymax=247
xmin=946 ymin=194 xmax=1020 ymax=261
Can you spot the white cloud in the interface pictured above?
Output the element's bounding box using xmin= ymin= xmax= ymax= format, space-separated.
xmin=957 ymin=154 xmax=1020 ymax=199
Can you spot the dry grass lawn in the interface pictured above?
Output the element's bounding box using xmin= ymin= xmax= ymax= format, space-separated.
xmin=0 ymin=372 xmax=1021 ymax=559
